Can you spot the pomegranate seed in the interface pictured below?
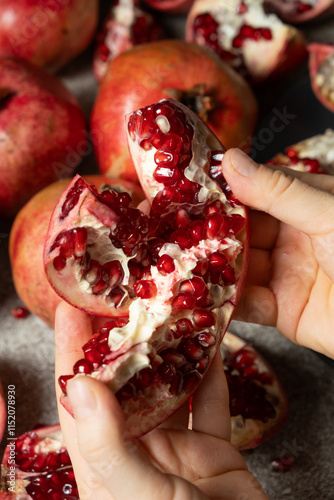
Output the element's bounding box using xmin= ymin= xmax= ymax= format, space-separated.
xmin=157 ymin=254 xmax=175 ymax=275
xmin=204 ymin=213 xmax=227 ymax=239
xmin=270 ymin=455 xmax=295 ymax=472
xmin=60 ymin=177 xmax=85 ymax=219
xmin=91 ymin=276 xmax=108 ymax=295
xmin=160 ymin=348 xmax=187 ymax=368
xmin=196 ymin=331 xmax=216 ymax=347
xmin=180 ymin=338 xmax=204 ymax=361
xmin=193 ymin=310 xmax=216 ymax=328
xmin=159 ymin=132 xmax=183 ymax=154
xmin=153 ymin=164 xmax=180 ymax=184
xmin=83 ymin=259 xmax=101 ymax=285
xmin=133 ymin=279 xmax=157 ymax=299
xmin=72 ymin=227 xmax=87 ymax=257
xmin=73 ymin=358 xmax=94 ymax=375
xmin=175 ymin=318 xmax=194 ymax=337
xmin=135 ymin=367 xmax=154 ymax=390
xmin=175 ymin=208 xmax=191 ymax=229
xmin=239 ymin=24 xmax=254 ymax=38
xmin=260 ymin=28 xmax=272 ymax=40
xmin=103 ymin=260 xmax=124 ymax=288
xmin=108 ymin=287 xmax=125 ymax=307
xmin=183 ymin=371 xmax=201 ymax=393
xmin=170 ymin=229 xmax=193 ymax=250
xmin=221 ymin=264 xmax=236 ymax=285
xmin=11 ymin=306 xmax=29 ymax=319
xmin=209 ymin=251 xmax=228 ymax=271
xmin=232 ymin=35 xmax=243 ymax=49
xmin=179 ymin=277 xmax=206 ymax=297
xmin=189 ymin=219 xmax=204 ymax=245
xmin=158 ymin=362 xmax=175 ymax=384
xmin=58 ymin=375 xmax=74 ymax=395
xmin=192 ymin=260 xmax=209 ymax=277
xmin=171 ymin=293 xmax=196 ymax=311
xmin=227 ymin=214 xmax=245 ymax=234
xmin=195 ymin=355 xmax=210 ymax=373
xmin=53 ymin=254 xmax=66 ymax=271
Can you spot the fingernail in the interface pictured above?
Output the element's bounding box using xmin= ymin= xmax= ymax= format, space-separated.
xmin=67 ymin=377 xmax=97 ymax=420
xmin=229 ymin=149 xmax=259 ymax=176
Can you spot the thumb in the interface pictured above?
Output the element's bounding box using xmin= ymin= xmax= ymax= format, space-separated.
xmin=66 ymin=376 xmax=172 ymax=500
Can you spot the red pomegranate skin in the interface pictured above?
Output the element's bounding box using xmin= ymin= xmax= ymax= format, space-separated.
xmin=9 ymin=176 xmax=145 ymax=327
xmin=0 ymin=0 xmax=99 ymax=72
xmin=308 ymin=43 xmax=334 ymax=114
xmin=142 ymin=0 xmax=195 ymax=13
xmin=0 ymin=56 xmax=87 ymax=218
xmin=91 ymin=40 xmax=258 ymax=182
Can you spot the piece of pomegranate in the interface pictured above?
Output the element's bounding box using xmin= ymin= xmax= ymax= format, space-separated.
xmin=91 ymin=39 xmax=257 ymax=182
xmin=0 ymin=56 xmax=88 ymax=218
xmin=220 ymin=332 xmax=289 ymax=450
xmin=308 ymin=43 xmax=334 ymax=114
xmin=9 ymin=176 xmax=145 ymax=328
xmin=185 ymin=0 xmax=307 ymax=84
xmin=264 ymin=0 xmax=334 ymax=23
xmin=0 ymin=424 xmax=78 ymax=499
xmin=267 ymin=129 xmax=334 ymax=174
xmin=45 ymin=98 xmax=249 ymax=438
xmin=142 ymin=0 xmax=195 ymax=13
xmin=93 ymin=0 xmax=165 ymax=84
xmin=0 ymin=0 xmax=98 ymax=73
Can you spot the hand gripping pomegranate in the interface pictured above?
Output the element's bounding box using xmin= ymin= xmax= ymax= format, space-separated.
xmin=0 ymin=424 xmax=78 ymax=499
xmin=267 ymin=129 xmax=334 ymax=174
xmin=186 ymin=0 xmax=307 ymax=84
xmin=44 ymin=98 xmax=249 ymax=439
xmin=308 ymin=43 xmax=334 ymax=114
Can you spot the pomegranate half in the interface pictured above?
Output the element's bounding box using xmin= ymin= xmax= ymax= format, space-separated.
xmin=93 ymin=0 xmax=164 ymax=84
xmin=221 ymin=332 xmax=289 ymax=450
xmin=9 ymin=176 xmax=145 ymax=328
xmin=90 ymin=39 xmax=257 ymax=182
xmin=267 ymin=129 xmax=334 ymax=174
xmin=186 ymin=0 xmax=307 ymax=84
xmin=0 ymin=424 xmax=78 ymax=499
xmin=308 ymin=43 xmax=334 ymax=114
xmin=44 ymin=98 xmax=249 ymax=439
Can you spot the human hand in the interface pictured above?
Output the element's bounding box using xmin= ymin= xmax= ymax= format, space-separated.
xmin=55 ymin=301 xmax=268 ymax=500
xmin=222 ymin=148 xmax=334 ymax=359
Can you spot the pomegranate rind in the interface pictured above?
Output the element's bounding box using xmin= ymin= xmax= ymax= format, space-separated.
xmin=221 ymin=332 xmax=289 ymax=450
xmin=268 ymin=129 xmax=334 ymax=175
xmin=308 ymin=43 xmax=334 ymax=114
xmin=185 ymin=0 xmax=307 ymax=84
xmin=91 ymin=39 xmax=257 ymax=182
xmin=10 ymin=176 xmax=145 ymax=327
xmin=142 ymin=0 xmax=195 ymax=13
xmin=264 ymin=0 xmax=334 ymax=23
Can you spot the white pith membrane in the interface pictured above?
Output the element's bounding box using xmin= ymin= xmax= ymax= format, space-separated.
xmin=220 ymin=332 xmax=288 ymax=450
xmin=47 ymin=99 xmax=247 ymax=437
xmin=314 ymin=54 xmax=334 ymax=105
xmin=270 ymin=128 xmax=334 ymax=174
xmin=190 ymin=0 xmax=295 ymax=79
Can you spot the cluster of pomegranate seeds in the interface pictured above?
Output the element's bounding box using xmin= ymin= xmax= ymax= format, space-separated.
xmin=11 ymin=305 xmax=30 ymax=319
xmin=270 ymin=454 xmax=295 ymax=472
xmin=13 ymin=431 xmax=78 ymax=499
xmin=268 ymin=147 xmax=322 ymax=173
xmin=224 ymin=346 xmax=276 ymax=422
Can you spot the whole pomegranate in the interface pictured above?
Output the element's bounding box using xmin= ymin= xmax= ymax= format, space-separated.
xmin=186 ymin=0 xmax=307 ymax=84
xmin=267 ymin=129 xmax=334 ymax=174
xmin=0 ymin=0 xmax=99 ymax=72
xmin=0 ymin=424 xmax=78 ymax=499
xmin=220 ymin=332 xmax=289 ymax=450
xmin=91 ymin=39 xmax=257 ymax=182
xmin=93 ymin=0 xmax=164 ymax=84
xmin=9 ymin=175 xmax=145 ymax=328
xmin=264 ymin=0 xmax=334 ymax=23
xmin=308 ymin=43 xmax=334 ymax=114
xmin=142 ymin=0 xmax=195 ymax=13
xmin=0 ymin=56 xmax=87 ymax=218
xmin=45 ymin=98 xmax=249 ymax=438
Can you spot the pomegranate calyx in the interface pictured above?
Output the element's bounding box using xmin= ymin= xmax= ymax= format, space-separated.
xmin=164 ymin=83 xmax=217 ymax=122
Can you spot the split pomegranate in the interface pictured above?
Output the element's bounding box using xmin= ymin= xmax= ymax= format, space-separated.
xmin=91 ymin=39 xmax=257 ymax=182
xmin=45 ymin=98 xmax=249 ymax=438
xmin=186 ymin=0 xmax=307 ymax=84
xmin=0 ymin=424 xmax=78 ymax=499
xmin=0 ymin=56 xmax=87 ymax=218
xmin=221 ymin=332 xmax=289 ymax=450
xmin=0 ymin=0 xmax=99 ymax=72
xmin=264 ymin=0 xmax=334 ymax=23
xmin=9 ymin=176 xmax=145 ymax=328
xmin=267 ymin=129 xmax=334 ymax=174
xmin=142 ymin=0 xmax=195 ymax=13
xmin=93 ymin=0 xmax=164 ymax=83
xmin=308 ymin=43 xmax=334 ymax=114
